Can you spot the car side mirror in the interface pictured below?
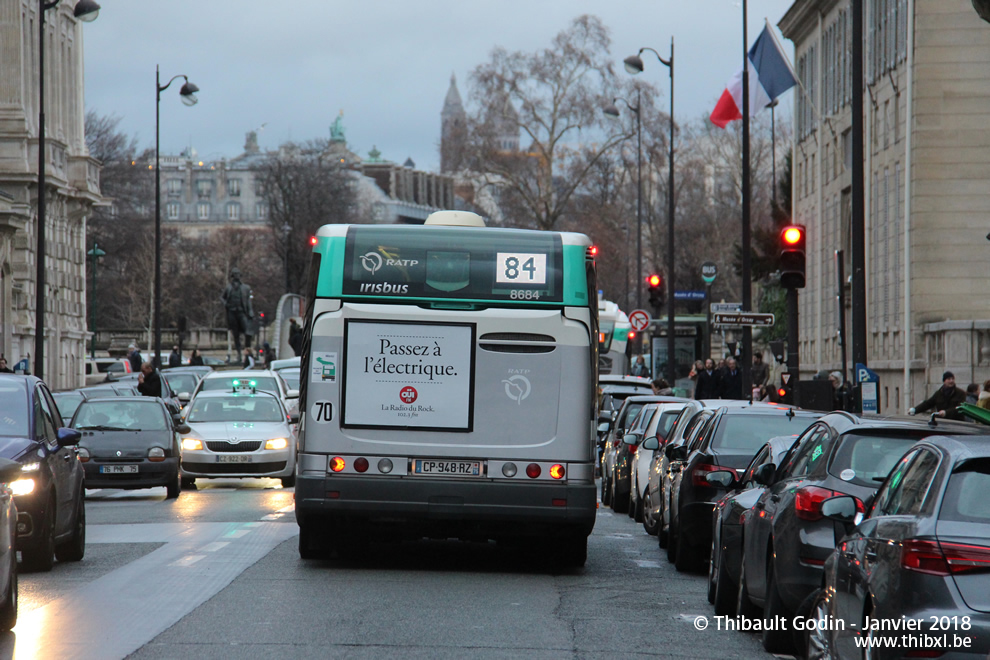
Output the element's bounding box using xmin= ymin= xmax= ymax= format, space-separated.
xmin=57 ymin=427 xmax=81 ymax=447
xmin=752 ymin=462 xmax=777 ymax=486
xmin=597 ymin=422 xmax=611 ymax=434
xmin=821 ymin=495 xmax=864 ymax=526
xmin=598 ymin=413 xmax=612 ymax=426
xmin=0 ymin=458 xmax=20 ymax=483
xmin=289 ymin=412 xmax=300 ymax=424
xmin=178 ymin=392 xmax=190 ymax=400
xmin=665 ymin=445 xmax=687 ymax=461
xmin=286 ymin=389 xmax=300 ymax=399
xmin=705 ymin=469 xmax=737 ymax=489
xmin=171 ymin=390 xmax=178 ymax=398
xmin=642 ymin=436 xmax=660 ymax=451
xmin=175 ymin=424 xmax=192 ymax=435
xmin=622 ymin=432 xmax=641 ymax=446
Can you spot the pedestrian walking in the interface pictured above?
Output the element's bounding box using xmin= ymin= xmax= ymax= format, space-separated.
xmin=243 ymin=347 xmax=256 ymax=369
xmin=137 ymin=362 xmax=162 ymax=398
xmin=978 ymin=380 xmax=990 ymax=410
xmin=751 ymin=351 xmax=769 ymax=389
xmin=909 ymin=371 xmax=967 ymax=421
xmin=189 ymin=349 xmax=204 ymax=366
xmin=652 ymin=378 xmax=674 ymax=396
xmin=718 ymin=357 xmax=744 ymax=400
xmin=127 ymin=344 xmax=142 ymax=373
xmin=262 ymin=341 xmax=273 ymax=368
xmin=630 ymin=355 xmax=650 ymax=378
xmin=289 ymin=318 xmax=303 ymax=357
xmin=695 ymin=359 xmax=720 ymax=400
xmin=168 ymin=345 xmax=181 ymax=368
xmin=966 ymin=383 xmax=979 ymax=405
xmin=829 ymin=371 xmax=851 ymax=411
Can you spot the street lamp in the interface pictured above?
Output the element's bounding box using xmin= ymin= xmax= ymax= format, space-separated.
xmin=155 ymin=67 xmax=199 ymax=367
xmin=602 ymin=89 xmax=642 ymax=312
xmin=625 ymin=39 xmax=676 ymax=387
xmin=87 ymin=243 xmax=105 ymax=359
xmin=282 ymin=222 xmax=291 ymax=293
xmin=34 ymin=0 xmax=100 ymax=380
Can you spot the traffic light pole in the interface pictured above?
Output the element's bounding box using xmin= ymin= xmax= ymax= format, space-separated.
xmin=786 ymin=287 xmax=800 ymax=406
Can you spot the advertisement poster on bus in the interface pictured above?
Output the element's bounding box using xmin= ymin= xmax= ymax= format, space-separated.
xmin=342 ymin=320 xmax=475 ymax=430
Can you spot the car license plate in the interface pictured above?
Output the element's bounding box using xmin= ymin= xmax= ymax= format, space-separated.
xmin=100 ymin=465 xmax=138 ymax=474
xmin=216 ymin=455 xmax=252 ymax=464
xmin=412 ymin=459 xmax=482 ymax=477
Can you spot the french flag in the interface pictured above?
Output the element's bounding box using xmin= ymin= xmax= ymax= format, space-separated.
xmin=710 ymin=23 xmax=796 ymax=129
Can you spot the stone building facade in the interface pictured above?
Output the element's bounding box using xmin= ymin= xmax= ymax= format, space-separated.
xmin=780 ymin=0 xmax=990 ymax=412
xmin=0 ymin=1 xmax=102 ymax=389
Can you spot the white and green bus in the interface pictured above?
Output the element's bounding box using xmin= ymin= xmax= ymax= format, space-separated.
xmin=295 ymin=211 xmax=598 ymax=566
xmin=597 ymin=295 xmax=631 ymax=375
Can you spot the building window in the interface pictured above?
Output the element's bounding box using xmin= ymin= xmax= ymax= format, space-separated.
xmin=166 ymin=202 xmax=180 ymax=220
xmin=167 ymin=179 xmax=182 ymax=194
xmin=228 ymin=179 xmax=241 ymax=197
xmin=227 ymin=203 xmax=240 ymax=221
xmin=256 ymin=203 xmax=268 ymax=220
xmin=197 ymin=202 xmax=210 ymax=220
xmin=196 ymin=180 xmax=212 ymax=197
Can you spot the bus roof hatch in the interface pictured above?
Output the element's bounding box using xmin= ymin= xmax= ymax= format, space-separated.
xmin=424 ymin=210 xmax=486 ymax=227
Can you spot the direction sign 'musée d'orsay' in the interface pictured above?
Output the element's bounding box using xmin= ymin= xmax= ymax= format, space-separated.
xmin=713 ymin=312 xmax=775 ymax=327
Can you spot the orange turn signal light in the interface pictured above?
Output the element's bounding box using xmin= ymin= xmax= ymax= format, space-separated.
xmin=549 ymin=464 xmax=565 ymax=480
xmin=330 ymin=457 xmax=346 ymax=472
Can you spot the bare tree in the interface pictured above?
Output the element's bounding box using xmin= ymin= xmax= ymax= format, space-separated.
xmin=466 ymin=15 xmax=630 ymax=230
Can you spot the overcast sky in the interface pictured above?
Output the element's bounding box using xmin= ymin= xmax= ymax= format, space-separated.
xmin=82 ymin=0 xmax=796 ymax=173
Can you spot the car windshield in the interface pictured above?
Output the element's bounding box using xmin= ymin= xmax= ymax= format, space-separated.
xmin=74 ymin=400 xmax=167 ymax=431
xmin=200 ymin=376 xmax=279 ymax=396
xmin=187 ymin=397 xmax=283 ymax=423
xmin=619 ymin=402 xmax=646 ymax=430
xmin=711 ymin=414 xmax=818 ymax=453
xmin=940 ymin=458 xmax=990 ymax=522
xmin=829 ymin=433 xmax=926 ymax=487
xmin=166 ymin=374 xmax=198 ymax=395
xmin=0 ymin=383 xmax=28 ymax=436
xmin=279 ymin=369 xmax=300 ymax=391
xmin=53 ymin=392 xmax=85 ymax=419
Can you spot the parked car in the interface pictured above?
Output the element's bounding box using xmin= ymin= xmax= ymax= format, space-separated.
xmin=0 ymin=375 xmax=86 ymax=572
xmin=667 ymin=404 xmax=821 ymax=574
xmin=631 ymin=401 xmax=690 ymax=525
xmin=738 ymin=412 xmax=985 ymax=654
xmin=807 ymin=434 xmax=990 ymax=659
xmin=53 ymin=390 xmax=89 ymax=426
xmin=0 ymin=459 xmax=21 ymax=631
xmin=179 ymin=390 xmax=298 ymax=487
xmin=153 ymin=371 xmax=200 ymax=409
xmin=706 ymin=435 xmax=799 ymax=615
xmin=601 ymin=395 xmax=665 ymax=506
xmin=83 ymin=357 xmax=132 ymax=386
xmin=71 ymin=397 xmax=187 ymax=498
xmin=610 ymin=402 xmax=661 ymax=513
xmin=276 ymin=367 xmax=300 ymax=392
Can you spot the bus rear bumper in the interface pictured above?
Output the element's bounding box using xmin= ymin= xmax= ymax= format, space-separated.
xmin=295 ymin=473 xmax=597 ymax=538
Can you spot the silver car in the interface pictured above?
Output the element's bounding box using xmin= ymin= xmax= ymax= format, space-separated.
xmin=180 ymin=390 xmax=298 ymax=487
xmin=190 ymin=369 xmax=300 ymax=418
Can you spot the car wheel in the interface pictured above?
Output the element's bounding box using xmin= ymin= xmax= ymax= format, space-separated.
xmin=166 ymin=473 xmax=181 ymax=499
xmin=21 ymin=493 xmax=56 ymax=572
xmin=736 ymin=548 xmax=761 ymax=618
xmin=642 ymin=489 xmax=659 ymax=536
xmin=666 ymin=520 xmax=678 ymax=563
xmin=713 ymin=544 xmax=737 ymax=616
xmin=0 ymin=542 xmax=17 ymax=631
xmin=804 ymin=589 xmax=831 ymax=660
xmin=55 ymin=490 xmax=86 ymax=563
xmin=611 ymin=481 xmax=628 ymax=514
xmin=281 ymin=475 xmax=296 ymax=488
xmin=627 ymin=490 xmax=636 ymax=518
xmin=762 ymin=559 xmax=796 ymax=654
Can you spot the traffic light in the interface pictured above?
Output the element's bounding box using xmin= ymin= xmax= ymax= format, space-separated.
xmin=779 ymin=224 xmax=806 ymax=289
xmin=647 ymin=274 xmax=664 ymax=310
xmin=777 ymin=373 xmax=795 ymax=405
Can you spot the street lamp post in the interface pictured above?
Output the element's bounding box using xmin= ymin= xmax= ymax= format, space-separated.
xmin=34 ymin=0 xmax=100 ymax=379
xmin=154 ymin=67 xmax=199 ymax=367
xmin=625 ymin=39 xmax=675 ymax=386
xmin=602 ymin=89 xmax=642 ymax=311
xmin=87 ymin=243 xmax=105 ymax=359
xmin=282 ymin=222 xmax=291 ymax=293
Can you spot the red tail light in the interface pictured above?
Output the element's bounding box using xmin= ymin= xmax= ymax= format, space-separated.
xmin=794 ymin=488 xmax=865 ymax=521
xmin=526 ymin=463 xmax=541 ymax=479
xmin=354 ymin=457 xmax=369 ymax=473
xmin=902 ymin=539 xmax=990 ymax=576
xmin=692 ymin=463 xmax=720 ymax=487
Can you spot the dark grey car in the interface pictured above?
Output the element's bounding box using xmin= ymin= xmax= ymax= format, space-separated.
xmin=807 ymin=435 xmax=990 ymax=659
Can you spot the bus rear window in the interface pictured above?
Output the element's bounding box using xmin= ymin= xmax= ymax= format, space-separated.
xmin=341 ymin=226 xmax=563 ymax=303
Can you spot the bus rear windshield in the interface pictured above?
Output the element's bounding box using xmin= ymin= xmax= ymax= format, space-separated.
xmin=342 ymin=226 xmax=563 ymax=303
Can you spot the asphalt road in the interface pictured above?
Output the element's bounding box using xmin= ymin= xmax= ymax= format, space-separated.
xmin=0 ymin=480 xmax=779 ymax=659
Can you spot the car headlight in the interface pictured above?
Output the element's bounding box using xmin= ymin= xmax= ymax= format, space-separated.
xmin=76 ymin=448 xmax=91 ymax=463
xmin=148 ymin=447 xmax=166 ymax=462
xmin=181 ymin=438 xmax=203 ymax=451
xmin=20 ymin=462 xmax=41 ymax=473
xmin=265 ymin=438 xmax=288 ymax=450
xmin=10 ymin=478 xmax=35 ymax=497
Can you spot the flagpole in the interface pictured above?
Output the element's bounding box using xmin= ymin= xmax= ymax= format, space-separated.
xmin=741 ymin=0 xmax=753 ymax=398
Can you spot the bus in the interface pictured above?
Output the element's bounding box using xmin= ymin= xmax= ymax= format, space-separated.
xmin=294 ymin=210 xmax=598 ymax=567
xmin=597 ymin=295 xmax=631 ymax=375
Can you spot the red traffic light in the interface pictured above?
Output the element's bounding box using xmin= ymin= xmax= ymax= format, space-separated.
xmin=782 ymin=226 xmax=804 ymax=245
xmin=627 ymin=330 xmax=636 ymax=340
xmin=647 ymin=274 xmax=662 ymax=287
xmin=778 ymin=388 xmax=787 ymax=398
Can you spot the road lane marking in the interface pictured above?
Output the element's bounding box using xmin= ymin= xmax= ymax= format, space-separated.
xmin=170 ymin=554 xmax=206 ymax=567
xmin=200 ymin=542 xmax=230 ymax=552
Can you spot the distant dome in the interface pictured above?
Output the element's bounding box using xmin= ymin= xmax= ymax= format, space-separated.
xmin=403 ymin=157 xmax=415 ymax=168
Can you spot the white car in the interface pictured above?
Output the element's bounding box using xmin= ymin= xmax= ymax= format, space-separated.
xmin=630 ymin=401 xmax=690 ymax=526
xmin=180 ymin=391 xmax=298 ymax=487
xmin=189 ymin=369 xmax=299 ymax=417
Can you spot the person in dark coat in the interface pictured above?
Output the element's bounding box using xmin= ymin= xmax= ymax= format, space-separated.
xmin=189 ymin=349 xmax=204 ymax=366
xmin=910 ymin=371 xmax=967 ymax=421
xmin=695 ymin=359 xmax=720 ymax=400
xmin=288 ymin=318 xmax=303 ymax=357
xmin=718 ymin=357 xmax=744 ymax=400
xmin=0 ymin=358 xmax=12 ymax=373
xmin=127 ymin=345 xmax=142 ymax=373
xmin=137 ymin=363 xmax=162 ymax=398
xmin=168 ymin=345 xmax=181 ymax=368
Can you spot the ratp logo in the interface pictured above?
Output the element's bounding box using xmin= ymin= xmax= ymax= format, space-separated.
xmin=361 ymin=252 xmax=383 ymax=274
xmin=502 ymin=375 xmax=532 ymax=405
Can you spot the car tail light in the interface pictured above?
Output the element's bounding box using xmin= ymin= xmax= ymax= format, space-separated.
xmin=692 ymin=463 xmax=720 ymax=487
xmin=329 ymin=457 xmax=345 ymax=472
xmin=526 ymin=463 xmax=541 ymax=479
xmin=794 ymin=487 xmax=865 ymax=521
xmin=902 ymin=539 xmax=990 ymax=576
xmin=549 ymin=464 xmax=565 ymax=480
xmin=354 ymin=457 xmax=369 ymax=473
